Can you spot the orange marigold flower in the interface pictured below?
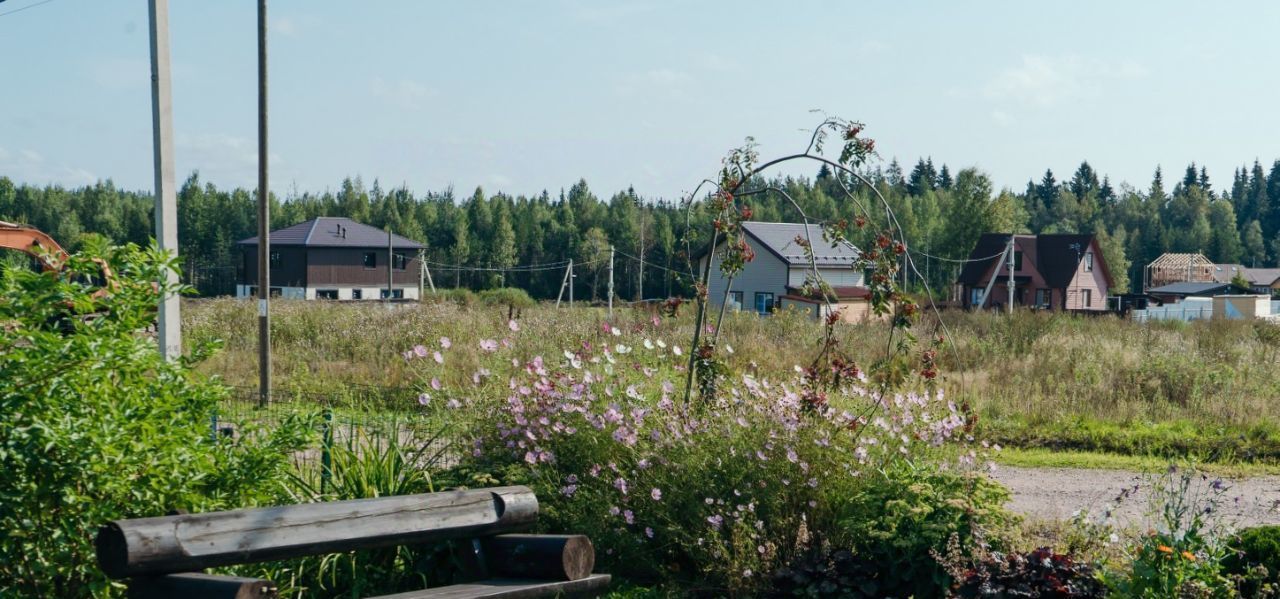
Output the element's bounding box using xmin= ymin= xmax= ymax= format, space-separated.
xmin=1156 ymin=545 xmax=1174 ymax=554
xmin=1182 ymin=551 xmax=1196 ymax=561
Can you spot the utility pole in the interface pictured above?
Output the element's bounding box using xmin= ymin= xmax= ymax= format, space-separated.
xmin=637 ymin=207 xmax=645 ymax=301
xmin=608 ymin=246 xmax=615 ymax=319
xmin=569 ymin=261 xmax=574 ymax=308
xmin=255 ymin=0 xmax=270 ymax=407
xmin=1006 ymin=236 xmax=1015 ymax=314
xmin=556 ymin=259 xmax=572 ymax=308
xmin=386 ymin=228 xmax=393 ymax=303
xmin=148 ymin=0 xmax=180 ymax=360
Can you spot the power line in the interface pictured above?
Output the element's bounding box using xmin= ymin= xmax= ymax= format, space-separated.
xmin=911 ymin=249 xmax=1008 ymax=264
xmin=0 ymin=0 xmax=57 ymax=19
xmin=613 ymin=249 xmax=690 ymax=276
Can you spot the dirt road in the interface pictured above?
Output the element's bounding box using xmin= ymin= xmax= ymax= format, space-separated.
xmin=992 ymin=466 xmax=1280 ymax=528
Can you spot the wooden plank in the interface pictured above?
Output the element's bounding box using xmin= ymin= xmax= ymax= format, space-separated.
xmin=126 ymin=573 xmax=277 ymax=599
xmin=368 ymin=574 xmax=612 ymax=599
xmin=97 ymin=487 xmax=538 ymax=579
xmin=481 ymin=535 xmax=595 ymax=581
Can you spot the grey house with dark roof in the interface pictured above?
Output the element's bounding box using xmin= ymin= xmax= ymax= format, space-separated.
xmin=697 ymin=222 xmax=864 ymax=316
xmin=235 ymin=217 xmax=424 ymax=300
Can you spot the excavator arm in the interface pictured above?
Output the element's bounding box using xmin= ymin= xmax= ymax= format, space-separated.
xmin=0 ymin=220 xmax=116 ymax=296
xmin=0 ymin=219 xmax=70 ymax=270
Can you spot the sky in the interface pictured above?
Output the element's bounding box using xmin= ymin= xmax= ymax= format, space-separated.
xmin=1 ymin=1 xmax=1277 ymax=202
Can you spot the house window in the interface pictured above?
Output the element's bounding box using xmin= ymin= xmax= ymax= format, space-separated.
xmin=393 ymin=252 xmax=408 ymax=270
xmin=381 ymin=289 xmax=404 ymax=299
xmin=269 ymin=251 xmax=281 ymax=268
xmin=1013 ymin=250 xmax=1023 ymax=271
xmin=729 ymin=291 xmax=743 ymax=310
xmin=363 ymin=252 xmax=377 ymax=269
xmin=316 ymin=289 xmax=338 ymax=300
xmin=247 ymin=285 xmax=257 ymax=297
xmin=1082 ymin=289 xmax=1092 ymax=307
xmin=754 ymin=292 xmax=775 ymax=314
xmin=351 ymin=289 xmax=363 ymax=300
xmin=970 ymin=287 xmax=984 ymax=307
xmin=1034 ymin=288 xmax=1050 ymax=309
xmin=1084 ymin=252 xmax=1094 ymax=272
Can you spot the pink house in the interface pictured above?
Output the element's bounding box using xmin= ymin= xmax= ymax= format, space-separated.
xmin=956 ymin=233 xmax=1114 ymax=311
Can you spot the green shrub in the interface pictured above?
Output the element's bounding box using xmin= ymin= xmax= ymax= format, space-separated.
xmin=0 ymin=242 xmax=312 ymax=598
xmin=1223 ymin=526 xmax=1280 ymax=597
xmin=835 ymin=462 xmax=1017 ymax=597
xmin=428 ymin=287 xmax=477 ymax=306
xmin=477 ymin=287 xmax=536 ymax=310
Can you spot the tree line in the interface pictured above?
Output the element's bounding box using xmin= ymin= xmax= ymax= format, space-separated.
xmin=2 ymin=155 xmax=1279 ymax=299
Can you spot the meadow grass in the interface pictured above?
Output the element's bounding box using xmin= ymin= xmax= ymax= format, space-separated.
xmin=184 ymin=297 xmax=1280 ymax=465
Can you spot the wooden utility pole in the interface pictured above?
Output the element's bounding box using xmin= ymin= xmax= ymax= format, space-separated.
xmin=148 ymin=0 xmax=180 ymax=360
xmin=256 ymin=0 xmax=271 ymax=407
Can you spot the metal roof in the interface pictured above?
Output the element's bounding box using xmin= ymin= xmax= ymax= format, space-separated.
xmin=740 ymin=222 xmax=861 ymax=267
xmin=236 ymin=217 xmax=424 ymax=249
xmin=1245 ymin=268 xmax=1280 ymax=286
xmin=1146 ymin=281 xmax=1236 ymax=295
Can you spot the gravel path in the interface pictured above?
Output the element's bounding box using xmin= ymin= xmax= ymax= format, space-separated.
xmin=992 ymin=466 xmax=1280 ymax=528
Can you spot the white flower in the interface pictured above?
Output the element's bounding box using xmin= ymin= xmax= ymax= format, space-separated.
xmin=610 ymin=326 xmax=621 ymax=336
xmin=672 ymin=345 xmax=683 ymax=356
xmin=656 ymin=339 xmax=667 ymax=349
xmin=643 ymin=339 xmax=654 ymax=350
xmin=615 ymin=344 xmax=631 ymax=354
xmin=725 ymin=344 xmax=734 ymax=354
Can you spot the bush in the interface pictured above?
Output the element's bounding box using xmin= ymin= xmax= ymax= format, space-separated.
xmin=478 ymin=287 xmax=536 ymax=309
xmin=0 ymin=242 xmax=312 ymax=598
xmin=955 ymin=547 xmax=1104 ymax=598
xmin=429 ymin=287 xmax=477 ymax=306
xmin=1223 ymin=526 xmax=1280 ymax=597
xmin=835 ymin=462 xmax=1017 ymax=597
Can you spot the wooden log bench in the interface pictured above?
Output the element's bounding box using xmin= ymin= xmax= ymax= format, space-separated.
xmin=95 ymin=485 xmax=610 ymax=598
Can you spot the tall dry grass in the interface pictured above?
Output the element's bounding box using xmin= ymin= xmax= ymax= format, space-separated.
xmin=184 ymin=298 xmax=1280 ymax=457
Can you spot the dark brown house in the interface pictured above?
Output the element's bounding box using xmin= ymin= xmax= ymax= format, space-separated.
xmin=955 ymin=233 xmax=1113 ymax=311
xmin=236 ymin=217 xmax=424 ymax=300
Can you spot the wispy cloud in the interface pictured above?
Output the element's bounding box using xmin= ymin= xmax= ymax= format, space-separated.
xmin=983 ymin=54 xmax=1148 ymax=107
xmin=0 ymin=145 xmax=96 ymax=186
xmin=270 ymin=17 xmax=297 ymax=36
xmin=176 ymin=133 xmax=280 ymax=188
xmin=371 ymin=76 xmax=436 ymax=110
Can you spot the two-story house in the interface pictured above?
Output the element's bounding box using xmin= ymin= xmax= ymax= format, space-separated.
xmin=697 ymin=222 xmax=867 ymax=320
xmin=956 ymin=233 xmax=1113 ymax=311
xmin=236 ymin=217 xmax=424 ymax=300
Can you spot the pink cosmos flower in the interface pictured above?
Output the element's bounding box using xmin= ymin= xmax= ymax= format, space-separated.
xmin=508 ymin=319 xmax=520 ymax=332
xmin=651 ymin=488 xmax=662 ymax=501
xmin=623 ymin=510 xmax=635 ymax=524
xmin=417 ymin=392 xmax=430 ymax=405
xmin=433 ymin=351 xmax=444 ymax=364
xmin=439 ymin=336 xmax=452 ymax=349
xmin=645 ymin=527 xmax=654 ymax=538
xmin=413 ymin=345 xmax=430 ymax=358
xmin=479 ymin=339 xmax=499 ymax=352
xmin=431 ymin=377 xmax=442 ymax=390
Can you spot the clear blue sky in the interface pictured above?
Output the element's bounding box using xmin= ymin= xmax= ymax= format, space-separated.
xmin=2 ymin=1 xmax=1276 ymax=201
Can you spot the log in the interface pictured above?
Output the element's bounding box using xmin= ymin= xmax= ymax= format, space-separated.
xmin=126 ymin=573 xmax=277 ymax=599
xmin=97 ymin=486 xmax=538 ymax=579
xmin=482 ymin=535 xmax=595 ymax=581
xmin=368 ymin=574 xmax=612 ymax=599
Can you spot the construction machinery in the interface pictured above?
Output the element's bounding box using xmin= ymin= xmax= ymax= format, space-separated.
xmin=0 ymin=219 xmax=116 ymax=295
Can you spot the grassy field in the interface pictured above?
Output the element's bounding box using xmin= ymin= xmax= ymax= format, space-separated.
xmin=184 ymin=297 xmax=1280 ymax=466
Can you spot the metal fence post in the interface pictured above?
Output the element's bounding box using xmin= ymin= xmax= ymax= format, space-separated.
xmin=210 ymin=406 xmax=219 ymax=441
xmin=320 ymin=408 xmax=333 ymax=495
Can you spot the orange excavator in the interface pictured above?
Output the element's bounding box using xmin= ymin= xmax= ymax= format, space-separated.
xmin=0 ymin=219 xmax=116 ymax=296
